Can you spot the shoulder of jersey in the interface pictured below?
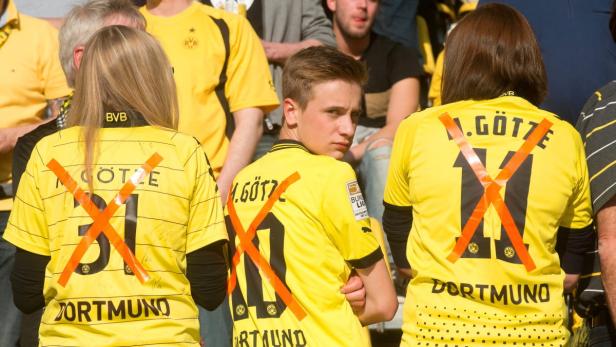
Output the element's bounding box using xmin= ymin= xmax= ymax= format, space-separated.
xmin=580 ymin=81 xmax=616 ymax=121
xmin=312 ymin=155 xmax=356 ymax=181
xmin=37 ymin=126 xmax=75 ymax=150
xmin=196 ymin=2 xmax=243 ymax=23
xmin=18 ymin=13 xmax=59 ymax=35
xmin=397 ymin=102 xmax=452 ymax=130
xmin=164 ymin=129 xmax=203 ymax=156
xmin=594 ymin=80 xmax=616 ymax=102
xmin=535 ymin=106 xmax=580 ymax=137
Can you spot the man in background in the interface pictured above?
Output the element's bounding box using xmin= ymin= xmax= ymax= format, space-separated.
xmin=325 ymin=0 xmax=422 ymax=223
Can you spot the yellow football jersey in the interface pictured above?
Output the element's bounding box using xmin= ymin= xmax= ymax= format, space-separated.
xmin=140 ymin=2 xmax=279 ymax=176
xmin=384 ymin=96 xmax=593 ymax=346
xmin=227 ymin=140 xmax=381 ymax=347
xmin=4 ymin=120 xmax=227 ymax=346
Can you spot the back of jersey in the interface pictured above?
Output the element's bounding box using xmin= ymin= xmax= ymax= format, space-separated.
xmin=227 ymin=141 xmax=380 ymax=347
xmin=5 ymin=125 xmax=226 ymax=346
xmin=385 ymin=96 xmax=593 ymax=346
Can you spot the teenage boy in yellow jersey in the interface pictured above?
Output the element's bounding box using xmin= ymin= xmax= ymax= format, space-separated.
xmin=0 ymin=0 xmax=70 ymax=344
xmin=227 ymin=46 xmax=397 ymax=347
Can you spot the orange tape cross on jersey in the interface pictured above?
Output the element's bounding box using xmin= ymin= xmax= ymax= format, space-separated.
xmin=47 ymin=153 xmax=163 ymax=287
xmin=226 ymin=172 xmax=306 ymax=320
xmin=439 ymin=113 xmax=553 ymax=272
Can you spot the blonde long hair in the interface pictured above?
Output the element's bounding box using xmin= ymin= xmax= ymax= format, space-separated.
xmin=67 ymin=25 xmax=178 ymax=191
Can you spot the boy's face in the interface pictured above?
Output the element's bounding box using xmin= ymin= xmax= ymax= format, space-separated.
xmin=286 ymin=79 xmax=362 ymax=159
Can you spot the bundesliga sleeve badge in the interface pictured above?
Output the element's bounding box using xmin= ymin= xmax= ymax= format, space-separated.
xmin=346 ymin=181 xmax=368 ymax=221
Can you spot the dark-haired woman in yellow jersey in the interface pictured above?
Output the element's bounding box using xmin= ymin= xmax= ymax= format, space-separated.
xmin=4 ymin=26 xmax=228 ymax=346
xmin=384 ymin=4 xmax=594 ymax=346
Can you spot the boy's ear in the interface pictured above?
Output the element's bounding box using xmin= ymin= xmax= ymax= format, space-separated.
xmin=282 ymin=98 xmax=300 ymax=127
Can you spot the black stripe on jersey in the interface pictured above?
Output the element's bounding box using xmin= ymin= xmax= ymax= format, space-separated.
xmin=8 ymin=221 xmax=49 ymax=239
xmin=113 ymin=342 xmax=198 ymax=347
xmin=190 ymin=195 xmax=220 ymax=208
xmin=40 ymin=163 xmax=183 ymax=172
xmin=183 ymin=146 xmax=200 ymax=167
xmin=62 ymin=215 xmax=187 ymax=227
xmin=270 ymin=140 xmax=311 ymax=153
xmin=52 ymin=293 xmax=190 ymax=302
xmin=40 ymin=316 xmax=198 ymax=327
xmin=51 ymin=243 xmax=185 ymax=254
xmin=42 ymin=188 xmax=189 ymax=201
xmin=42 ymin=344 xmax=199 ymax=347
xmin=52 ymin=140 xmax=176 ymax=148
xmin=50 ymin=268 xmax=184 ymax=275
xmin=35 ymin=144 xmax=45 ymax=165
xmin=47 ymin=218 xmax=68 ymax=228
xmin=135 ymin=243 xmax=185 ymax=253
xmin=41 ymin=191 xmax=65 ymax=201
xmin=347 ymin=247 xmax=383 ymax=269
xmin=41 ymin=342 xmax=199 ymax=347
xmin=41 ymin=341 xmax=198 ymax=347
xmin=208 ymin=16 xmax=233 ymax=140
xmin=134 ymin=215 xmax=187 ymax=226
xmin=186 ymin=220 xmax=225 ymax=235
xmin=14 ymin=194 xmax=44 ymax=211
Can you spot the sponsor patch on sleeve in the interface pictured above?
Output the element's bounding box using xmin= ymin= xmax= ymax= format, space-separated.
xmin=346 ymin=180 xmax=368 ymax=221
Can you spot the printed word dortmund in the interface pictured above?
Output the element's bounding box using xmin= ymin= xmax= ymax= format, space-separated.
xmin=431 ymin=279 xmax=550 ymax=305
xmin=54 ymin=297 xmax=171 ymax=322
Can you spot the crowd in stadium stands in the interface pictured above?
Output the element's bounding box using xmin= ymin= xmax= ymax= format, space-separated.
xmin=2 ymin=0 xmax=616 ymax=346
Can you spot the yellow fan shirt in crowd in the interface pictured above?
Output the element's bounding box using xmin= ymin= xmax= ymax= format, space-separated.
xmin=140 ymin=2 xmax=279 ymax=177
xmin=4 ymin=119 xmax=227 ymax=346
xmin=384 ymin=96 xmax=593 ymax=346
xmin=227 ymin=141 xmax=382 ymax=346
xmin=0 ymin=0 xmax=71 ymax=211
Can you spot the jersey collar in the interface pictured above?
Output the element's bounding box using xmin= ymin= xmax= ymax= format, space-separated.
xmin=101 ymin=110 xmax=149 ymax=128
xmin=1 ymin=0 xmax=19 ymax=30
xmin=270 ymin=139 xmax=311 ymax=154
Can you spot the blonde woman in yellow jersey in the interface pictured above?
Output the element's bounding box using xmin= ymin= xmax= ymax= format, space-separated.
xmin=384 ymin=4 xmax=594 ymax=346
xmin=4 ymin=26 xmax=228 ymax=346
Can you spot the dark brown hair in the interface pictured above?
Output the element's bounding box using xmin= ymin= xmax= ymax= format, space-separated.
xmin=442 ymin=3 xmax=547 ymax=106
xmin=283 ymin=46 xmax=367 ymax=110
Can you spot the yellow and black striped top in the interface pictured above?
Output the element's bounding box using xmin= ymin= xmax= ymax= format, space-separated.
xmin=4 ymin=120 xmax=227 ymax=346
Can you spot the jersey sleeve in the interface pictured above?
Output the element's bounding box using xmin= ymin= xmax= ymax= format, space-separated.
xmin=185 ymin=145 xmax=228 ymax=253
xmin=384 ymin=117 xmax=416 ymax=207
xmin=225 ymin=14 xmax=279 ymax=113
xmin=559 ymin=126 xmax=593 ymax=229
xmin=320 ymin=163 xmax=382 ymax=269
xmin=3 ymin=145 xmax=50 ymax=256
